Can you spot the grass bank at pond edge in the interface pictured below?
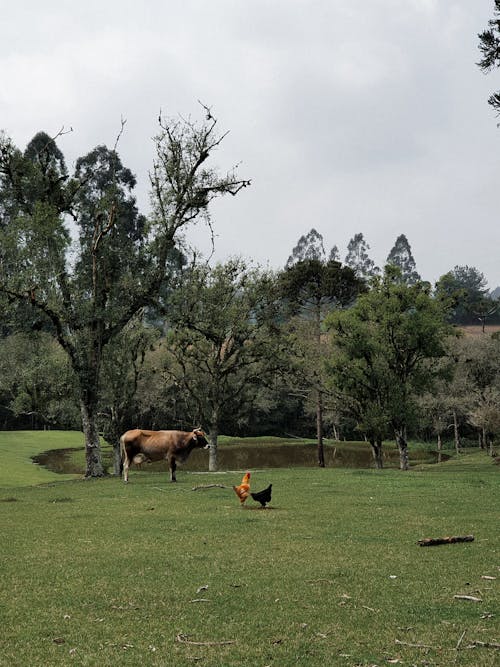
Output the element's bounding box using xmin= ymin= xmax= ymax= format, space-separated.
xmin=2 ymin=430 xmax=443 ymax=483
xmin=0 ymin=431 xmax=84 ymax=487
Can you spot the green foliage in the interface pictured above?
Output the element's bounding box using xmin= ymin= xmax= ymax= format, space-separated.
xmin=326 ymin=268 xmax=455 ymax=467
xmin=451 ymin=335 xmax=500 ymax=449
xmin=0 ymin=110 xmax=249 ymax=475
xmin=279 ymin=258 xmax=362 ymax=319
xmin=435 ymin=265 xmax=498 ymax=325
xmin=0 ymin=333 xmax=79 ymax=429
xmin=285 ymin=228 xmax=326 ymax=267
xmin=98 ymin=318 xmax=161 ymax=464
xmin=279 ymin=258 xmax=365 ymax=462
xmin=478 ymin=0 xmax=500 ymax=112
xmin=154 ymin=259 xmax=284 ymax=467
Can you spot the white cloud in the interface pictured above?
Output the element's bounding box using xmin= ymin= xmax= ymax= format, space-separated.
xmin=1 ymin=0 xmax=499 ymax=288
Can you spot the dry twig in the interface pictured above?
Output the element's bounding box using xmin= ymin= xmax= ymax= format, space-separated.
xmin=418 ymin=535 xmax=474 ymax=546
xmin=454 ymin=595 xmax=482 ymax=602
xmin=466 ymin=640 xmax=500 ymax=650
xmin=175 ymin=634 xmax=236 ymax=646
xmin=395 ymin=639 xmax=436 ymax=649
xmin=456 ymin=629 xmax=467 ymax=651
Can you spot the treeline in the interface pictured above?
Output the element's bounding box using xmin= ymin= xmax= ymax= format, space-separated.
xmin=1 ymin=256 xmax=499 ymax=470
xmin=0 ymin=117 xmax=499 ymax=475
xmin=288 ymin=228 xmax=500 ymax=326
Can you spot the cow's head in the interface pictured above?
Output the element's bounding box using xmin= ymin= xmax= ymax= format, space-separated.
xmin=193 ymin=428 xmax=210 ymax=449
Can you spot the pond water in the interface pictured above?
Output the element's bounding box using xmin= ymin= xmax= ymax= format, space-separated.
xmin=32 ymin=442 xmax=442 ymax=475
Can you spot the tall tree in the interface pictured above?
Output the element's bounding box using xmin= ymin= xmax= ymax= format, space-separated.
xmin=386 ymin=234 xmax=420 ymax=284
xmin=435 ymin=265 xmax=495 ymax=326
xmin=98 ymin=317 xmax=160 ymax=474
xmin=478 ymin=0 xmax=500 ymax=113
xmin=279 ymin=258 xmax=363 ymax=466
xmin=285 ymin=228 xmax=326 ymax=267
xmin=328 ymin=245 xmax=340 ymax=262
xmin=0 ymin=111 xmax=249 ymax=476
xmin=326 ymin=267 xmax=453 ymax=470
xmin=344 ymin=232 xmax=379 ymax=280
xmin=455 ymin=334 xmax=500 ymax=452
xmin=159 ymin=259 xmax=282 ymax=470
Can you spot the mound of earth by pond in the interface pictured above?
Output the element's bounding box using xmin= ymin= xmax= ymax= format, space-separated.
xmin=32 ymin=441 xmax=443 ymax=475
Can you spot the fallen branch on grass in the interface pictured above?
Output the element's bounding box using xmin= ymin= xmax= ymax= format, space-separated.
xmin=175 ymin=633 xmax=236 ymax=646
xmin=466 ymin=640 xmax=500 ymax=650
xmin=191 ymin=484 xmax=228 ymax=491
xmin=454 ymin=595 xmax=482 ymax=602
xmin=395 ymin=639 xmax=436 ymax=649
xmin=456 ymin=629 xmax=467 ymax=651
xmin=417 ymin=535 xmax=474 ymax=547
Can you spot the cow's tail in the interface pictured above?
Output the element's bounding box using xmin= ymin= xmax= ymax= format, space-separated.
xmin=119 ymin=435 xmax=126 ymax=477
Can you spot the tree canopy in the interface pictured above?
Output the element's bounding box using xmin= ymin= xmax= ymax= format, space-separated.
xmin=385 ymin=234 xmax=420 ymax=285
xmin=0 ymin=111 xmax=249 ymax=475
xmin=478 ymin=0 xmax=500 ymax=113
xmin=326 ymin=267 xmax=454 ymax=469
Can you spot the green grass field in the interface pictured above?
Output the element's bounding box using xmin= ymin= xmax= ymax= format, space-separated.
xmin=0 ymin=432 xmax=498 ymax=666
xmin=0 ymin=431 xmax=84 ymax=487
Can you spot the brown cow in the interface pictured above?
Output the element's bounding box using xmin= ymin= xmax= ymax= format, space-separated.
xmin=120 ymin=428 xmax=209 ymax=483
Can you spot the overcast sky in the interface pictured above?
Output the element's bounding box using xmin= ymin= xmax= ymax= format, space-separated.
xmin=2 ymin=1 xmax=500 ymax=288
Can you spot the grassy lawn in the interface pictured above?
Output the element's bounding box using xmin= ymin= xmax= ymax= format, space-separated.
xmin=0 ymin=431 xmax=84 ymax=487
xmin=0 ymin=433 xmax=498 ymax=666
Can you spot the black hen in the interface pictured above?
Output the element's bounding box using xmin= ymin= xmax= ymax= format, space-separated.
xmin=250 ymin=483 xmax=272 ymax=508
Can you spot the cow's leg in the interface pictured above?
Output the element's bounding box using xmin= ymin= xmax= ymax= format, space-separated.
xmin=168 ymin=455 xmax=177 ymax=482
xmin=123 ymin=453 xmax=130 ymax=483
xmin=120 ymin=436 xmax=130 ymax=483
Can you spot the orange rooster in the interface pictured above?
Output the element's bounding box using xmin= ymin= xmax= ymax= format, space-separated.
xmin=232 ymin=471 xmax=251 ymax=505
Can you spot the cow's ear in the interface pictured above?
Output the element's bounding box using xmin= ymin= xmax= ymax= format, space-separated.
xmin=192 ymin=432 xmax=198 ymax=441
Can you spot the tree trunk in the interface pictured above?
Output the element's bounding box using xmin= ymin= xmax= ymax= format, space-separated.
xmin=395 ymin=428 xmax=409 ymax=471
xmin=437 ymin=432 xmax=442 ymax=464
xmin=113 ymin=442 xmax=122 ymax=477
xmin=453 ymin=409 xmax=461 ymax=454
xmin=81 ymin=399 xmax=105 ymax=477
xmin=316 ymin=389 xmax=325 ymax=468
xmin=369 ymin=436 xmax=383 ymax=469
xmin=208 ymin=411 xmax=219 ymax=471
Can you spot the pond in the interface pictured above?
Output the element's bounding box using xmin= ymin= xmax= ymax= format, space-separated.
xmin=32 ymin=442 xmax=443 ymax=475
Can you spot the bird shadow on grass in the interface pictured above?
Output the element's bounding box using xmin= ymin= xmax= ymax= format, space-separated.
xmin=241 ymin=505 xmax=278 ymax=511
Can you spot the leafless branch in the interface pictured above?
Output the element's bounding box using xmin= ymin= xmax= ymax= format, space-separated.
xmin=113 ymin=117 xmax=127 ymax=153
